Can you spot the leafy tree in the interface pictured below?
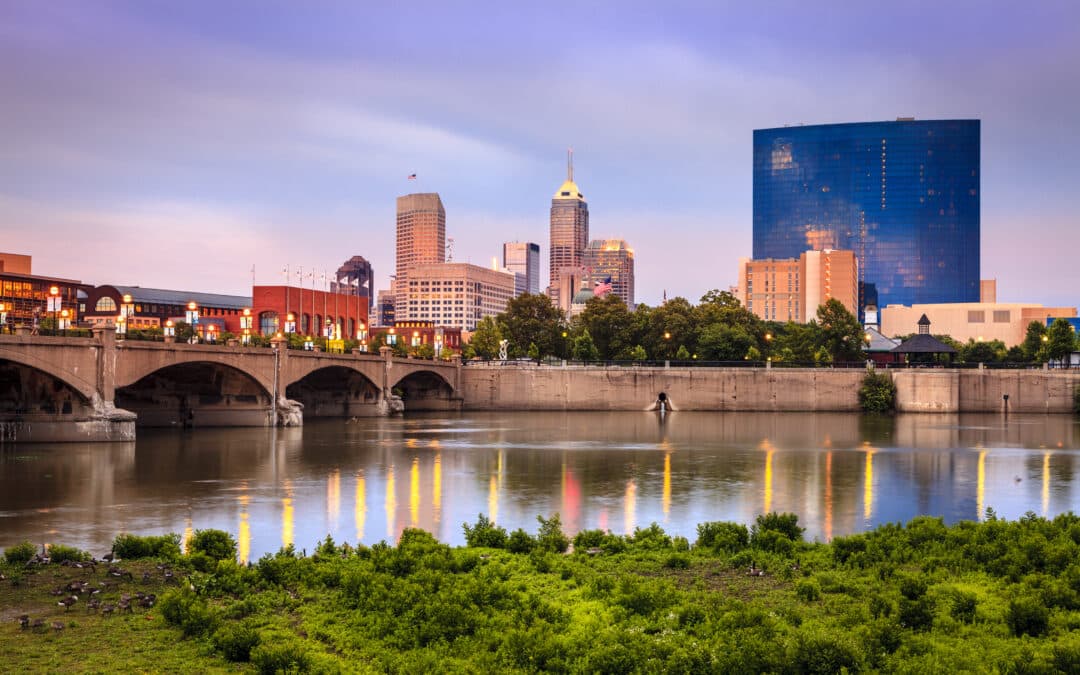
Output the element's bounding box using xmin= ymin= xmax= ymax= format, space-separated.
xmin=816 ymin=299 xmax=864 ymax=362
xmin=412 ymin=343 xmax=435 ymax=359
xmin=628 ymin=344 xmax=647 ymax=361
xmin=469 ymin=316 xmax=503 ymax=360
xmin=1022 ymin=321 xmax=1049 ymax=362
xmin=190 ymin=529 xmax=237 ymax=561
xmin=1046 ymin=318 xmax=1076 ymax=367
xmin=572 ymin=329 xmax=599 ymax=360
xmin=959 ymin=338 xmax=1006 ymax=364
xmin=698 ymin=323 xmax=755 ymax=361
xmin=526 ymin=342 xmax=540 ymax=361
xmin=536 ymin=513 xmax=569 ymax=553
xmin=499 ymin=293 xmax=565 ymax=358
xmin=575 ymin=294 xmax=633 ymax=360
xmin=647 ymin=297 xmax=696 ymax=359
xmin=859 ymin=372 xmax=896 ymax=412
xmin=675 ymin=345 xmax=691 ymax=360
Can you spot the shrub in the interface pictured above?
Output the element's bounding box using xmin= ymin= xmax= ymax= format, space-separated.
xmin=159 ymin=588 xmax=219 ymax=637
xmin=507 ymin=529 xmax=536 ymax=554
xmin=213 ymin=622 xmax=261 ymax=662
xmin=4 ymin=540 xmax=36 ymax=564
xmin=796 ymin=580 xmax=822 ymax=602
xmin=664 ymin=553 xmax=690 ymax=569
xmin=189 ymin=529 xmax=237 ymax=562
xmin=1006 ymin=596 xmax=1050 ymax=637
xmin=463 ymin=514 xmax=508 ymax=548
xmin=47 ymin=544 xmax=90 ymax=563
xmin=572 ymin=529 xmax=606 ymax=550
xmin=251 ymin=639 xmax=311 ymax=675
xmin=696 ymin=521 xmax=749 ymax=552
xmin=789 ymin=628 xmax=863 ymax=674
xmin=859 ymin=372 xmax=896 ymax=413
xmin=630 ymin=523 xmax=672 ymax=550
xmin=752 ymin=512 xmax=804 ymax=543
xmin=898 ymin=596 xmax=935 ymax=631
xmin=536 ymin=514 xmax=569 ymax=553
xmin=1074 ymin=384 xmax=1080 ymax=415
xmin=112 ymin=533 xmax=182 ymax=560
xmin=950 ymin=590 xmax=977 ymax=623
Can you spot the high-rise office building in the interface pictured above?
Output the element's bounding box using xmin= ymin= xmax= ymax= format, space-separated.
xmin=736 ymin=249 xmax=858 ymax=323
xmin=329 ymin=255 xmax=374 ymax=310
xmin=503 ymin=241 xmax=540 ymax=296
xmin=395 ymin=193 xmax=446 ymax=308
xmin=753 ymin=119 xmax=980 ymax=310
xmin=399 ymin=263 xmax=515 ymax=331
xmin=583 ymin=239 xmax=635 ymax=307
xmin=547 ymin=151 xmax=589 ymax=301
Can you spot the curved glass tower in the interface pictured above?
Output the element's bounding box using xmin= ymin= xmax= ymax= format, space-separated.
xmin=753 ymin=119 xmax=980 ymax=310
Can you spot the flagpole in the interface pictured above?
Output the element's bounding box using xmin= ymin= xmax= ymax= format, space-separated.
xmin=283 ymin=265 xmax=290 ymax=334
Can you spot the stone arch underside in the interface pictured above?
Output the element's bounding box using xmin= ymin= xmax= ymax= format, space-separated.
xmin=0 ymin=358 xmax=95 ymax=420
xmin=392 ymin=369 xmax=460 ymax=411
xmin=115 ymin=361 xmax=273 ymax=427
xmin=285 ymin=366 xmax=381 ymax=418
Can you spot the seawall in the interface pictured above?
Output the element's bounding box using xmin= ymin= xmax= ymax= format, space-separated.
xmin=459 ymin=365 xmax=1080 ymax=413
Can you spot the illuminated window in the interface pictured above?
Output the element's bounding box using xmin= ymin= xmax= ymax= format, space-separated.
xmin=95 ymin=297 xmax=117 ymax=312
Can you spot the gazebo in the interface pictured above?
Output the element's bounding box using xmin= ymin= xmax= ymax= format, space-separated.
xmin=891 ymin=314 xmax=957 ymax=365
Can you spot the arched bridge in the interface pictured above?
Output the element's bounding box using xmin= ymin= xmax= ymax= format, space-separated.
xmin=0 ymin=328 xmax=460 ymax=442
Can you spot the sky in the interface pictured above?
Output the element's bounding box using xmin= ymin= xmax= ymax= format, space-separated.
xmin=2 ymin=0 xmax=1079 ymax=307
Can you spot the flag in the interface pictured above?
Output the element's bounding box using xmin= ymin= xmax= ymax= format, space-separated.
xmin=593 ymin=278 xmax=613 ymax=297
xmin=407 ymin=173 xmax=417 ymax=180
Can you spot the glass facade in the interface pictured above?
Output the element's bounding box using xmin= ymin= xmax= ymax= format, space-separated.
xmin=753 ymin=120 xmax=980 ymax=309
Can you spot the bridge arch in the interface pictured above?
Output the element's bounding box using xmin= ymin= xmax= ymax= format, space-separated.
xmin=285 ymin=365 xmax=381 ymax=418
xmin=0 ymin=347 xmax=98 ymax=403
xmin=115 ymin=360 xmax=274 ymax=427
xmin=391 ymin=369 xmax=458 ymax=411
xmin=0 ymin=357 xmax=94 ymax=420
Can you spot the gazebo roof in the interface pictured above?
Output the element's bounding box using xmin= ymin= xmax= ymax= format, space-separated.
xmin=862 ymin=327 xmax=901 ymax=353
xmin=892 ymin=333 xmax=958 ymax=354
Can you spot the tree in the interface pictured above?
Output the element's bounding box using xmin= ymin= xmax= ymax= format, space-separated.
xmin=469 ymin=316 xmax=503 ymax=360
xmin=959 ymin=339 xmax=1006 ymax=364
xmin=698 ymin=323 xmax=755 ymax=361
xmin=628 ymin=345 xmax=647 ymax=361
xmin=1046 ymin=319 xmax=1076 ymax=367
xmin=572 ymin=329 xmax=599 ymax=360
xmin=527 ymin=342 xmax=540 ymax=361
xmin=412 ymin=343 xmax=435 ymax=359
xmin=816 ymin=299 xmax=864 ymax=362
xmin=575 ymin=295 xmax=633 ymax=360
xmin=646 ymin=297 xmax=695 ymax=360
xmin=1022 ymin=321 xmax=1049 ymax=362
xmin=499 ymin=293 xmax=565 ymax=359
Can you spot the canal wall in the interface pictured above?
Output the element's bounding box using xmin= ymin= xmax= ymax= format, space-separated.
xmin=460 ymin=365 xmax=1080 ymax=413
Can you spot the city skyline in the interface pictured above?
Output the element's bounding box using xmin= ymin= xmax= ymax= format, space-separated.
xmin=2 ymin=2 xmax=1080 ymax=307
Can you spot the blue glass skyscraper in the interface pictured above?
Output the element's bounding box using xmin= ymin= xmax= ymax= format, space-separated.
xmin=753 ymin=119 xmax=980 ymax=310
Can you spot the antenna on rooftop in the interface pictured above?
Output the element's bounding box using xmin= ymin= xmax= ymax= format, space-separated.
xmin=567 ymin=147 xmax=574 ymax=181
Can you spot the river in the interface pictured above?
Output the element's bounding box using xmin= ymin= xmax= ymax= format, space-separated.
xmin=2 ymin=411 xmax=1079 ymax=562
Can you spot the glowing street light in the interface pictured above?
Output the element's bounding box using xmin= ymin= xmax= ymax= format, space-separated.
xmin=59 ymin=308 xmax=70 ymax=332
xmin=48 ymin=285 xmax=60 ymax=332
xmin=356 ymin=321 xmax=367 ymax=341
xmin=115 ymin=314 xmax=126 ymax=337
xmin=206 ymin=324 xmax=217 ymax=344
xmin=285 ymin=312 xmax=296 ymax=334
xmin=185 ymin=302 xmax=199 ymax=344
xmin=240 ymin=307 xmax=253 ymax=333
xmin=0 ymin=302 xmax=7 ymax=333
xmin=164 ymin=319 xmax=176 ymax=339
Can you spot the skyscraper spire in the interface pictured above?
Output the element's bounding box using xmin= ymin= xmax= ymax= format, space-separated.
xmin=567 ymin=147 xmax=573 ymax=182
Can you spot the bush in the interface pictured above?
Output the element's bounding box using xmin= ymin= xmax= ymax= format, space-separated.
xmin=112 ymin=533 xmax=182 ymax=560
xmin=789 ymin=628 xmax=863 ymax=674
xmin=159 ymin=589 xmax=219 ymax=637
xmin=664 ymin=553 xmax=690 ymax=569
xmin=751 ymin=513 xmax=804 ymax=545
xmin=251 ymin=639 xmax=311 ymax=675
xmin=189 ymin=529 xmax=237 ymax=562
xmin=696 ymin=521 xmax=749 ymax=552
xmin=536 ymin=514 xmax=569 ymax=553
xmin=859 ymin=372 xmax=896 ymax=413
xmin=950 ymin=590 xmax=977 ymax=623
xmin=572 ymin=529 xmax=606 ymax=551
xmin=507 ymin=529 xmax=536 ymax=554
xmin=47 ymin=544 xmax=90 ymax=563
xmin=213 ymin=622 xmax=261 ymax=662
xmin=796 ymin=580 xmax=822 ymax=602
xmin=4 ymin=540 xmax=36 ymax=564
xmin=629 ymin=523 xmax=672 ymax=550
xmin=1074 ymin=384 xmax=1080 ymax=415
xmin=463 ymin=514 xmax=508 ymax=548
xmin=1006 ymin=596 xmax=1050 ymax=637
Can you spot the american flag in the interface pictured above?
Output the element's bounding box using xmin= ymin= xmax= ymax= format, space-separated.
xmin=593 ymin=277 xmax=613 ymax=297
xmin=407 ymin=173 xmax=417 ymax=180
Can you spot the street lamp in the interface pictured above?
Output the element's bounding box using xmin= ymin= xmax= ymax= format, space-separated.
xmin=0 ymin=302 xmax=7 ymax=333
xmin=285 ymin=312 xmax=296 ymax=334
xmin=48 ymin=286 xmax=60 ymax=333
xmin=186 ymin=302 xmax=199 ymax=343
xmin=412 ymin=330 xmax=421 ymax=348
xmin=164 ymin=319 xmax=175 ymax=339
xmin=356 ymin=321 xmax=367 ymax=342
xmin=207 ymin=324 xmax=217 ymax=344
xmin=59 ymin=308 xmax=70 ymax=332
xmin=115 ymin=314 xmax=126 ymax=337
xmin=240 ymin=308 xmax=253 ymax=334
xmin=242 ymin=328 xmax=251 ymax=346
xmin=121 ymin=293 xmax=134 ymax=322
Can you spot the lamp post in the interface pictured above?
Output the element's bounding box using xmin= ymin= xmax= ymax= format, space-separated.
xmin=59 ymin=308 xmax=70 ymax=333
xmin=0 ymin=302 xmax=7 ymax=333
xmin=121 ymin=293 xmax=134 ymax=325
xmin=242 ymin=328 xmax=251 ymax=346
xmin=207 ymin=324 xmax=217 ymax=344
xmin=434 ymin=327 xmax=444 ymax=358
xmin=48 ymin=285 xmax=60 ymax=333
xmin=285 ymin=312 xmax=296 ymax=334
xmin=764 ymin=332 xmax=772 ymax=360
xmin=186 ymin=301 xmax=199 ymax=344
xmin=241 ymin=308 xmax=253 ymax=335
xmin=164 ymin=319 xmax=175 ymax=342
xmin=115 ymin=314 xmax=126 ymax=338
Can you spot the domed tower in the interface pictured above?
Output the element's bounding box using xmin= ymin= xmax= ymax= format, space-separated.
xmin=547 ymin=149 xmax=589 ymax=305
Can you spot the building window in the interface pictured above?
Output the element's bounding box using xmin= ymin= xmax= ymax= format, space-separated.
xmin=993 ymin=311 xmax=1010 ymax=323
xmin=95 ymin=297 xmax=117 ymax=312
xmin=967 ymin=311 xmax=985 ymax=323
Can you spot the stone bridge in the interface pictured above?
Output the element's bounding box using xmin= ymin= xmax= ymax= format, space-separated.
xmin=0 ymin=328 xmax=461 ymax=442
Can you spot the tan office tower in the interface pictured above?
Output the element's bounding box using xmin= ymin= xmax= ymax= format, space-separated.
xmin=395 ymin=193 xmax=446 ymax=307
xmin=547 ymin=151 xmax=588 ymax=301
xmin=736 ymin=249 xmax=858 ymax=322
xmin=583 ymin=239 xmax=635 ymax=306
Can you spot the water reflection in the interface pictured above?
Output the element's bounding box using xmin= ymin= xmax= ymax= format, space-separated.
xmin=2 ymin=412 xmax=1080 ymax=558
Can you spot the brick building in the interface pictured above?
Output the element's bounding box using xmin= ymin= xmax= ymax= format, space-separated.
xmin=252 ymin=285 xmax=369 ymax=339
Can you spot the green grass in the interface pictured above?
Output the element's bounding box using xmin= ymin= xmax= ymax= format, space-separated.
xmin=4 ymin=514 xmax=1080 ymax=672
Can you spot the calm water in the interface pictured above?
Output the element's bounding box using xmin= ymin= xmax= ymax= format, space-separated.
xmin=2 ymin=412 xmax=1079 ymax=562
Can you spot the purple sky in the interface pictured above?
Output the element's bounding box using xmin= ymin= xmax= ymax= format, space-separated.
xmin=2 ymin=1 xmax=1078 ymax=307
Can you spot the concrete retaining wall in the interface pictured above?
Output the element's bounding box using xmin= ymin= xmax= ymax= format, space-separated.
xmin=460 ymin=365 xmax=1080 ymax=413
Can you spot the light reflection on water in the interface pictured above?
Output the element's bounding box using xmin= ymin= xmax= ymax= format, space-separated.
xmin=1 ymin=412 xmax=1079 ymax=559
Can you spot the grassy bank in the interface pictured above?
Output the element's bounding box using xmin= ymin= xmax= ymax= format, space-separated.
xmin=4 ymin=512 xmax=1080 ymax=673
